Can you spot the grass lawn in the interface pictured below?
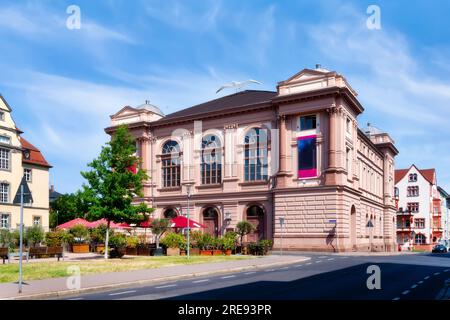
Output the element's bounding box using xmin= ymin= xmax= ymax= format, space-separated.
xmin=0 ymin=255 xmax=253 ymax=283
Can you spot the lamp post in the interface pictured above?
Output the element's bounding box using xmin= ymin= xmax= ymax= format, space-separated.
xmin=279 ymin=217 xmax=285 ymax=256
xmin=186 ymin=184 xmax=193 ymax=259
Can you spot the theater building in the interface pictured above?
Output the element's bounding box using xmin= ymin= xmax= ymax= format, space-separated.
xmin=106 ymin=66 xmax=398 ymax=252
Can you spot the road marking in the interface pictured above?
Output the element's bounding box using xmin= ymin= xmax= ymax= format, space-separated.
xmin=279 ymin=267 xmax=289 ymax=270
xmin=294 ymin=264 xmax=303 ymax=267
xmin=327 ymin=258 xmax=334 ymax=261
xmin=402 ymin=290 xmax=410 ymax=295
xmin=244 ymin=271 xmax=256 ymax=275
xmin=444 ymin=269 xmax=449 ymax=272
xmin=68 ymin=298 xmax=84 ymax=300
xmin=424 ymin=276 xmax=430 ymax=280
xmin=341 ymin=256 xmax=349 ymax=259
xmin=411 ymin=284 xmax=417 ymax=289
xmin=434 ymin=272 xmax=441 ymax=276
xmin=192 ymin=279 xmax=210 ymax=283
xmin=306 ymin=262 xmax=312 ymax=265
xmin=265 ymin=269 xmax=275 ymax=272
xmin=109 ymin=290 xmax=136 ymax=296
xmin=315 ymin=260 xmax=322 ymax=263
xmin=319 ymin=256 xmax=327 ymax=259
xmin=155 ymin=284 xmax=177 ymax=289
xmin=392 ymin=297 xmax=400 ymax=301
xmin=418 ymin=281 xmax=424 ymax=284
xmin=221 ymin=275 xmax=236 ymax=279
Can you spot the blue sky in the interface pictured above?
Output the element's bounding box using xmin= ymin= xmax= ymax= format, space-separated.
xmin=1 ymin=0 xmax=450 ymax=193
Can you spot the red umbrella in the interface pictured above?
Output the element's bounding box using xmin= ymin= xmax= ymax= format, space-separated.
xmin=56 ymin=218 xmax=90 ymax=230
xmin=87 ymin=219 xmax=130 ymax=229
xmin=170 ymin=216 xmax=206 ymax=229
xmin=139 ymin=218 xmax=154 ymax=228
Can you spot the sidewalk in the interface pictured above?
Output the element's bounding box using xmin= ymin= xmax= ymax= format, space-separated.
xmin=0 ymin=254 xmax=309 ymax=300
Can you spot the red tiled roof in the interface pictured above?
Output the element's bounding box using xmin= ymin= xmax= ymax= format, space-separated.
xmin=20 ymin=137 xmax=52 ymax=168
xmin=395 ymin=166 xmax=435 ymax=185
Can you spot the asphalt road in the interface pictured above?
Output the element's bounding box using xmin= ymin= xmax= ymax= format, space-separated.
xmin=59 ymin=252 xmax=450 ymax=300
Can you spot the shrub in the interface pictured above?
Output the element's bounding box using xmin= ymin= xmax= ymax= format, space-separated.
xmin=45 ymin=230 xmax=65 ymax=247
xmin=222 ymin=237 xmax=236 ymax=251
xmin=197 ymin=233 xmax=214 ymax=250
xmin=190 ymin=230 xmax=203 ymax=248
xmin=151 ymin=218 xmax=170 ymax=248
xmin=11 ymin=230 xmax=22 ymax=248
xmin=236 ymin=221 xmax=255 ymax=247
xmin=109 ymin=233 xmax=127 ymax=248
xmin=69 ymin=224 xmax=90 ymax=244
xmin=0 ymin=229 xmax=12 ymax=249
xmin=259 ymin=239 xmax=273 ymax=250
xmin=90 ymin=224 xmax=107 ymax=244
xmin=161 ymin=232 xmax=186 ymax=249
xmin=126 ymin=236 xmax=139 ymax=248
xmin=25 ymin=225 xmax=45 ymax=247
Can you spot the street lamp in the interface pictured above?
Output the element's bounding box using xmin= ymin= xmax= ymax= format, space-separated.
xmin=186 ymin=184 xmax=193 ymax=259
xmin=279 ymin=217 xmax=285 ymax=256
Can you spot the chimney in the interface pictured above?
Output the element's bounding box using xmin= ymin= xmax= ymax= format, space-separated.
xmin=315 ymin=64 xmax=322 ymax=70
xmin=145 ymin=100 xmax=150 ymax=104
xmin=50 ymin=185 xmax=55 ymax=193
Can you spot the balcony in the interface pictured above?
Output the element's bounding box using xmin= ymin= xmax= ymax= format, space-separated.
xmin=396 ymin=209 xmax=414 ymax=216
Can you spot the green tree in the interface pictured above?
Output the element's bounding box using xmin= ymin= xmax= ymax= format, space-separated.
xmin=236 ymin=221 xmax=255 ymax=248
xmin=151 ymin=218 xmax=170 ymax=249
xmin=81 ymin=125 xmax=153 ymax=258
xmin=49 ymin=191 xmax=90 ymax=228
xmin=25 ymin=225 xmax=45 ymax=247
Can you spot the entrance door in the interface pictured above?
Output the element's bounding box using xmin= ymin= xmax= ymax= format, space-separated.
xmin=246 ymin=205 xmax=265 ymax=242
xmin=203 ymin=207 xmax=219 ymax=237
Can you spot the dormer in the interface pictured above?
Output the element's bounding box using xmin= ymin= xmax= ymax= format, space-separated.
xmin=277 ymin=65 xmax=358 ymax=97
xmin=110 ymin=101 xmax=165 ymax=126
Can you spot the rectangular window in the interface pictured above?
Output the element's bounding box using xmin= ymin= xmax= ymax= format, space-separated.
xmin=24 ymin=168 xmax=32 ymax=182
xmin=415 ymin=218 xmax=425 ymax=229
xmin=346 ymin=117 xmax=351 ymax=133
xmin=300 ymin=115 xmax=316 ymax=131
xmin=297 ymin=135 xmax=317 ymax=179
xmin=407 ymin=202 xmax=419 ymax=213
xmin=0 ymin=214 xmax=9 ymax=229
xmin=0 ymin=111 xmax=4 ymax=121
xmin=346 ymin=147 xmax=350 ymax=173
xmin=33 ymin=216 xmax=41 ymax=226
xmin=0 ymin=148 xmax=9 ymax=170
xmin=0 ymin=136 xmax=10 ymax=144
xmin=0 ymin=183 xmax=8 ymax=203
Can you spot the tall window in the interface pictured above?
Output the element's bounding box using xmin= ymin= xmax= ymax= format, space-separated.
xmin=0 ymin=148 xmax=10 ymax=170
xmin=407 ymin=186 xmax=419 ymax=197
xmin=346 ymin=147 xmax=350 ymax=173
xmin=408 ymin=173 xmax=417 ymax=182
xmin=33 ymin=216 xmax=41 ymax=226
xmin=415 ymin=218 xmax=425 ymax=229
xmin=300 ymin=115 xmax=317 ymax=131
xmin=244 ymin=128 xmax=268 ymax=182
xmin=201 ymin=135 xmax=222 ymax=184
xmin=0 ymin=214 xmax=9 ymax=229
xmin=415 ymin=233 xmax=426 ymax=244
xmin=394 ymin=187 xmax=399 ymax=197
xmin=0 ymin=183 xmax=9 ymax=203
xmin=24 ymin=168 xmax=32 ymax=182
xmin=407 ymin=202 xmax=419 ymax=213
xmin=0 ymin=111 xmax=4 ymax=121
xmin=161 ymin=140 xmax=181 ymax=188
xmin=298 ymin=135 xmax=317 ymax=178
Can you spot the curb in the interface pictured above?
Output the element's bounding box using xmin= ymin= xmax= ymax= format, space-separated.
xmin=2 ymin=257 xmax=310 ymax=300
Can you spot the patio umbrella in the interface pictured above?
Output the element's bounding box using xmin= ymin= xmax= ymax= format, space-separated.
xmin=170 ymin=216 xmax=206 ymax=229
xmin=87 ymin=219 xmax=130 ymax=229
xmin=56 ymin=218 xmax=90 ymax=230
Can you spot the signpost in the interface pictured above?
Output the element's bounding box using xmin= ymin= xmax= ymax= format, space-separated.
xmin=279 ymin=217 xmax=285 ymax=256
xmin=366 ymin=219 xmax=374 ymax=252
xmin=13 ymin=176 xmax=33 ymax=294
xmin=186 ymin=184 xmax=193 ymax=260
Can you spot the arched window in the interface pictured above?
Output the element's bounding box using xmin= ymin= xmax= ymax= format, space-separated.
xmin=201 ymin=135 xmax=222 ymax=184
xmin=163 ymin=208 xmax=178 ymax=219
xmin=244 ymin=128 xmax=268 ymax=182
xmin=415 ymin=233 xmax=426 ymax=244
xmin=161 ymin=140 xmax=181 ymax=188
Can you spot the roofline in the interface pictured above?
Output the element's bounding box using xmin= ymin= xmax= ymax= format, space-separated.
xmin=0 ymin=94 xmax=12 ymax=112
xmin=395 ymin=165 xmax=436 ymax=185
xmin=356 ymin=128 xmax=385 ymax=158
xmin=22 ymin=160 xmax=53 ymax=169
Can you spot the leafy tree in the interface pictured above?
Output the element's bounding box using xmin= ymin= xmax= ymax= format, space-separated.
xmin=81 ymin=125 xmax=153 ymax=258
xmin=236 ymin=221 xmax=255 ymax=248
xmin=151 ymin=218 xmax=170 ymax=249
xmin=25 ymin=225 xmax=45 ymax=247
xmin=49 ymin=191 xmax=90 ymax=228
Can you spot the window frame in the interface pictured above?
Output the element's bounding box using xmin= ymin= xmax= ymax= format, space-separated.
xmin=0 ymin=213 xmax=10 ymax=229
xmin=297 ymin=135 xmax=317 ymax=179
xmin=0 ymin=183 xmax=9 ymax=203
xmin=24 ymin=168 xmax=32 ymax=182
xmin=161 ymin=140 xmax=181 ymax=188
xmin=201 ymin=135 xmax=222 ymax=185
xmin=299 ymin=115 xmax=317 ymax=131
xmin=243 ymin=128 xmax=268 ymax=182
xmin=0 ymin=148 xmax=10 ymax=170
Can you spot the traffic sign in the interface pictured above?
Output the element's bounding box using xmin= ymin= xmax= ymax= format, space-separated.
xmin=13 ymin=176 xmax=33 ymax=204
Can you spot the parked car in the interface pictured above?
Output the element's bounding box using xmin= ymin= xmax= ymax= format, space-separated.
xmin=432 ymin=244 xmax=448 ymax=253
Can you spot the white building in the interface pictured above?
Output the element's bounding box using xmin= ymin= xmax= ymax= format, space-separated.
xmin=438 ymin=186 xmax=450 ymax=243
xmin=395 ymin=165 xmax=441 ymax=250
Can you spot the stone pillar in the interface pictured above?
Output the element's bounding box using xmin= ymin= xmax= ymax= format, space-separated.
xmin=224 ymin=124 xmax=237 ymax=178
xmin=276 ymin=115 xmax=290 ymax=188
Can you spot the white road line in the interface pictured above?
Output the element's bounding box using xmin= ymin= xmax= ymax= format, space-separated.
xmin=327 ymin=258 xmax=334 ymax=261
xmin=265 ymin=269 xmax=275 ymax=272
xmin=295 ymin=264 xmax=303 ymax=267
xmin=244 ymin=271 xmax=256 ymax=275
xmin=221 ymin=275 xmax=236 ymax=279
xmin=155 ymin=284 xmax=177 ymax=289
xmin=68 ymin=298 xmax=84 ymax=300
xmin=392 ymin=297 xmax=400 ymax=301
xmin=402 ymin=290 xmax=410 ymax=295
xmin=319 ymin=256 xmax=327 ymax=259
xmin=280 ymin=267 xmax=289 ymax=270
xmin=306 ymin=262 xmax=312 ymax=265
xmin=444 ymin=269 xmax=449 ymax=272
xmin=340 ymin=256 xmax=349 ymax=259
xmin=192 ymin=279 xmax=210 ymax=283
xmin=424 ymin=276 xmax=430 ymax=280
xmin=411 ymin=284 xmax=417 ymax=289
xmin=315 ymin=260 xmax=322 ymax=263
xmin=418 ymin=281 xmax=424 ymax=284
xmin=434 ymin=272 xmax=441 ymax=276
xmin=109 ymin=290 xmax=136 ymax=296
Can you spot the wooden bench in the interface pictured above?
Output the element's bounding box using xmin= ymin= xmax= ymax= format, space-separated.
xmin=0 ymin=247 xmax=8 ymax=264
xmin=29 ymin=246 xmax=64 ymax=261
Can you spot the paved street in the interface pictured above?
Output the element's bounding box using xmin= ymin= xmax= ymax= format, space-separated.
xmin=58 ymin=252 xmax=450 ymax=300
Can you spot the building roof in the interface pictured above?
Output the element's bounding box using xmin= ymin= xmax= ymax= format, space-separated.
xmin=161 ymin=90 xmax=277 ymax=122
xmin=20 ymin=137 xmax=52 ymax=168
xmin=136 ymin=102 xmax=165 ymax=117
xmin=361 ymin=123 xmax=385 ymax=135
xmin=395 ymin=166 xmax=436 ymax=185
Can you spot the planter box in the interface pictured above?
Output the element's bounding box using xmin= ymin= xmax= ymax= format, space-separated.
xmin=110 ymin=247 xmax=125 ymax=259
xmin=137 ymin=246 xmax=151 ymax=256
xmin=153 ymin=248 xmax=164 ymax=256
xmin=224 ymin=249 xmax=232 ymax=256
xmin=95 ymin=244 xmax=105 ymax=254
xmin=212 ymin=250 xmax=223 ymax=256
xmin=200 ymin=250 xmax=213 ymax=256
xmin=166 ymin=248 xmax=180 ymax=256
xmin=72 ymin=244 xmax=90 ymax=253
xmin=126 ymin=247 xmax=138 ymax=255
xmin=189 ymin=248 xmax=200 ymax=256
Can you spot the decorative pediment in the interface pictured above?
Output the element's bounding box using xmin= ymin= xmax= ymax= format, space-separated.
xmin=110 ymin=106 xmax=139 ymax=119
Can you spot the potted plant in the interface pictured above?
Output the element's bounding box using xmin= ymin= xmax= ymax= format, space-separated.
xmin=108 ymin=233 xmax=127 ymax=258
xmin=25 ymin=225 xmax=45 ymax=247
xmin=151 ymin=218 xmax=170 ymax=256
xmin=69 ymin=224 xmax=90 ymax=253
xmin=161 ymin=232 xmax=185 ymax=256
xmin=0 ymin=229 xmax=12 ymax=250
xmin=259 ymin=239 xmax=273 ymax=255
xmin=125 ymin=236 xmax=139 ymax=255
xmin=236 ymin=221 xmax=255 ymax=254
xmin=198 ymin=233 xmax=213 ymax=256
xmin=189 ymin=230 xmax=202 ymax=255
xmin=137 ymin=234 xmax=151 ymax=256
xmin=222 ymin=232 xmax=237 ymax=256
xmin=212 ymin=237 xmax=223 ymax=256
xmin=90 ymin=225 xmax=107 ymax=253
